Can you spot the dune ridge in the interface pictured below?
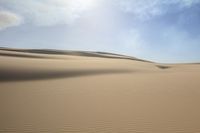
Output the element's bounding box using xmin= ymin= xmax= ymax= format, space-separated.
xmin=0 ymin=47 xmax=150 ymax=62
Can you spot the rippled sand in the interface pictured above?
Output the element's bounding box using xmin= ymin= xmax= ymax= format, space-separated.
xmin=0 ymin=48 xmax=200 ymax=132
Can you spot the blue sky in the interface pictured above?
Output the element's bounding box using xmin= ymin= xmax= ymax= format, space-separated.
xmin=0 ymin=0 xmax=200 ymax=63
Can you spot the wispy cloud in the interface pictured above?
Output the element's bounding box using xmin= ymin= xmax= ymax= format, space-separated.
xmin=116 ymin=0 xmax=200 ymax=20
xmin=0 ymin=0 xmax=100 ymax=26
xmin=0 ymin=10 xmax=22 ymax=30
xmin=1 ymin=0 xmax=199 ymax=26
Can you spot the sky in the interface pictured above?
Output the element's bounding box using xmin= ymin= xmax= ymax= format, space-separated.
xmin=0 ymin=0 xmax=200 ymax=63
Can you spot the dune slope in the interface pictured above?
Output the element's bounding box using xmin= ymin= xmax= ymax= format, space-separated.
xmin=0 ymin=48 xmax=200 ymax=133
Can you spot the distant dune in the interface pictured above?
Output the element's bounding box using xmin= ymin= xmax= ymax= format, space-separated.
xmin=0 ymin=48 xmax=200 ymax=132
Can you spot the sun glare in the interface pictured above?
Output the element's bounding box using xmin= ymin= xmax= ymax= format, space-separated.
xmin=70 ymin=0 xmax=100 ymax=11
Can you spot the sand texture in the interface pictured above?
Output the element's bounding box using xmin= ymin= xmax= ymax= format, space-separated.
xmin=0 ymin=48 xmax=200 ymax=132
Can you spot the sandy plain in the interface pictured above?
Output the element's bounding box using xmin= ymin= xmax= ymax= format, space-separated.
xmin=0 ymin=48 xmax=200 ymax=132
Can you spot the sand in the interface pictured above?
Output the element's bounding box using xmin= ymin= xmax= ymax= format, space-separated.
xmin=0 ymin=48 xmax=200 ymax=132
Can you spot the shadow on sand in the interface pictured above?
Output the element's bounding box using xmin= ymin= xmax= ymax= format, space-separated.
xmin=0 ymin=69 xmax=133 ymax=82
xmin=156 ymin=65 xmax=171 ymax=69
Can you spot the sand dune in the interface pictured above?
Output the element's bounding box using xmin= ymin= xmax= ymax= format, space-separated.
xmin=0 ymin=48 xmax=200 ymax=132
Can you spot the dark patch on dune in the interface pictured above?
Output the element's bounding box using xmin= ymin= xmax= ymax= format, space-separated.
xmin=156 ymin=65 xmax=171 ymax=69
xmin=187 ymin=63 xmax=200 ymax=65
xmin=0 ymin=47 xmax=151 ymax=62
xmin=0 ymin=52 xmax=48 ymax=59
xmin=95 ymin=52 xmax=128 ymax=56
xmin=24 ymin=50 xmax=150 ymax=62
xmin=0 ymin=69 xmax=133 ymax=82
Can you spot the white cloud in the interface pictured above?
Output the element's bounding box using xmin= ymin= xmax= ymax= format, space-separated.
xmin=116 ymin=0 xmax=200 ymax=20
xmin=117 ymin=0 xmax=162 ymax=20
xmin=0 ymin=0 xmax=100 ymax=26
xmin=0 ymin=10 xmax=22 ymax=30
